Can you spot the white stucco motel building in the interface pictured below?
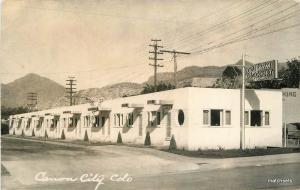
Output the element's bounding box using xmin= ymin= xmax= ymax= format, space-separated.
xmin=8 ymin=87 xmax=283 ymax=150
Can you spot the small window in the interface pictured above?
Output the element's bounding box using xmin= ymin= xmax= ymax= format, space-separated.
xmin=225 ymin=111 xmax=231 ymax=125
xmin=117 ymin=114 xmax=121 ymax=126
xmin=121 ymin=114 xmax=124 ymax=126
xmin=265 ymin=111 xmax=270 ymax=125
xmin=251 ymin=110 xmax=262 ymax=127
xmin=211 ymin=110 xmax=222 ymax=126
xmin=178 ymin=110 xmax=184 ymax=126
xmin=203 ymin=110 xmax=209 ymax=125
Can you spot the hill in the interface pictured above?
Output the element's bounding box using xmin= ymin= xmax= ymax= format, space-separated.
xmin=1 ymin=73 xmax=65 ymax=109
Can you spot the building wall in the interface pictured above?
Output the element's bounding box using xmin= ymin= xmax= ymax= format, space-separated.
xmin=8 ymin=88 xmax=282 ymax=150
xmin=187 ymin=88 xmax=282 ymax=150
xmin=282 ymin=88 xmax=300 ymax=124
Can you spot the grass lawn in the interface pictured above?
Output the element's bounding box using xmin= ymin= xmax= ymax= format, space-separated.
xmin=164 ymin=147 xmax=300 ymax=158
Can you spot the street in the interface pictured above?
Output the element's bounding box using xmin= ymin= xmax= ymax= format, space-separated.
xmin=1 ymin=137 xmax=300 ymax=190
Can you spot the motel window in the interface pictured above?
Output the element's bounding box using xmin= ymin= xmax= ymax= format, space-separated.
xmin=128 ymin=113 xmax=134 ymax=126
xmin=117 ymin=114 xmax=121 ymax=126
xmin=245 ymin=111 xmax=249 ymax=125
xmin=250 ymin=110 xmax=262 ymax=127
xmin=148 ymin=111 xmax=158 ymax=127
xmin=121 ymin=114 xmax=124 ymax=126
xmin=203 ymin=110 xmax=209 ymax=125
xmin=265 ymin=111 xmax=270 ymax=126
xmin=50 ymin=119 xmax=54 ymax=128
xmin=211 ymin=110 xmax=222 ymax=126
xmin=69 ymin=118 xmax=74 ymax=127
xmin=225 ymin=111 xmax=231 ymax=125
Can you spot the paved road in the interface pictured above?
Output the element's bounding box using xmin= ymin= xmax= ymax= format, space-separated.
xmin=1 ymin=137 xmax=300 ymax=190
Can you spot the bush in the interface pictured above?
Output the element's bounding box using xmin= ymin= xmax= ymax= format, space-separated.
xmin=117 ymin=132 xmax=123 ymax=144
xmin=84 ymin=130 xmax=89 ymax=142
xmin=61 ymin=129 xmax=65 ymax=140
xmin=144 ymin=131 xmax=151 ymax=146
xmin=32 ymin=129 xmax=35 ymax=137
xmin=169 ymin=135 xmax=177 ymax=150
xmin=1 ymin=123 xmax=9 ymax=135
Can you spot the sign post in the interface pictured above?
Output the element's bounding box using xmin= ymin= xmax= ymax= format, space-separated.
xmin=241 ymin=54 xmax=245 ymax=150
xmin=241 ymin=58 xmax=279 ymax=149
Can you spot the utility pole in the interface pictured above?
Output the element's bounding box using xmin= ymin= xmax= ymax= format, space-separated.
xmin=160 ymin=49 xmax=190 ymax=88
xmin=27 ymin=92 xmax=37 ymax=110
xmin=65 ymin=76 xmax=77 ymax=106
xmin=241 ymin=54 xmax=246 ymax=150
xmin=149 ymin=39 xmax=164 ymax=92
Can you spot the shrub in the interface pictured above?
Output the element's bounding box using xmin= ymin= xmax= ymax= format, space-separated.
xmin=117 ymin=132 xmax=123 ymax=144
xmin=144 ymin=131 xmax=151 ymax=146
xmin=84 ymin=130 xmax=89 ymax=142
xmin=61 ymin=129 xmax=65 ymax=140
xmin=32 ymin=129 xmax=35 ymax=137
xmin=169 ymin=135 xmax=177 ymax=150
xmin=44 ymin=130 xmax=48 ymax=139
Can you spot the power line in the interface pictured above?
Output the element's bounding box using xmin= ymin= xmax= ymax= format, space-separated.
xmin=167 ymin=0 xmax=278 ymax=49
xmin=190 ymin=20 xmax=300 ymax=56
xmin=149 ymin=39 xmax=164 ymax=92
xmin=160 ymin=49 xmax=190 ymax=88
xmin=27 ymin=92 xmax=37 ymax=110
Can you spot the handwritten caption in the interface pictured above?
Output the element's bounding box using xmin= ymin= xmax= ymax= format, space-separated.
xmin=35 ymin=172 xmax=132 ymax=190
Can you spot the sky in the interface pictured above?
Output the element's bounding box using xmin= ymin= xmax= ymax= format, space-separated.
xmin=1 ymin=0 xmax=300 ymax=89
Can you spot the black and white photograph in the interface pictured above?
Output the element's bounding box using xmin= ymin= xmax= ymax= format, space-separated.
xmin=1 ymin=0 xmax=300 ymax=189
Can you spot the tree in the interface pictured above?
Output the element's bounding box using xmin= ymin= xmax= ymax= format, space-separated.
xmin=141 ymin=82 xmax=175 ymax=94
xmin=1 ymin=106 xmax=31 ymax=120
xmin=282 ymin=59 xmax=300 ymax=88
xmin=213 ymin=66 xmax=242 ymax=89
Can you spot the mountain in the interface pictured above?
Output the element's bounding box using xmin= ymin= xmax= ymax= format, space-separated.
xmin=1 ymin=73 xmax=65 ymax=109
xmin=51 ymin=82 xmax=143 ymax=107
xmin=2 ymin=59 xmax=257 ymax=109
xmin=145 ymin=59 xmax=254 ymax=86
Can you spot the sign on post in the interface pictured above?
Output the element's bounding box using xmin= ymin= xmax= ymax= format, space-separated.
xmin=246 ymin=60 xmax=277 ymax=82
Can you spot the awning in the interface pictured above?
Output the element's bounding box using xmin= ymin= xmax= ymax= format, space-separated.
xmin=122 ymin=103 xmax=144 ymax=108
xmin=147 ymin=100 xmax=173 ymax=105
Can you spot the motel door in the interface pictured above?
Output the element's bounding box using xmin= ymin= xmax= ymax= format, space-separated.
xmin=138 ymin=114 xmax=143 ymax=137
